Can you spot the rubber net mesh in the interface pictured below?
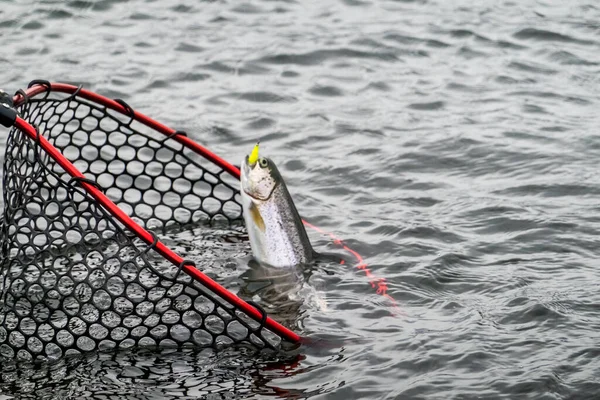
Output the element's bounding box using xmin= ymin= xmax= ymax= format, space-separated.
xmin=0 ymin=91 xmax=284 ymax=363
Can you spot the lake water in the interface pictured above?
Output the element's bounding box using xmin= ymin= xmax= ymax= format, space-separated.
xmin=1 ymin=0 xmax=600 ymax=399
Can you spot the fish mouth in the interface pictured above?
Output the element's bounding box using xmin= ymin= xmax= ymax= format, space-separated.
xmin=243 ymin=189 xmax=263 ymax=201
xmin=243 ymin=183 xmax=279 ymax=202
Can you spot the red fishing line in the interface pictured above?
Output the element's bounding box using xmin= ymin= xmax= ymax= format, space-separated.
xmin=302 ymin=221 xmax=401 ymax=314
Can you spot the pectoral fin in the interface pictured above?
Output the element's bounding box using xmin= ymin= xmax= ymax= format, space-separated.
xmin=249 ymin=202 xmax=265 ymax=232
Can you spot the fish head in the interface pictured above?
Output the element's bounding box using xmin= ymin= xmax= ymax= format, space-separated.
xmin=241 ymin=143 xmax=282 ymax=202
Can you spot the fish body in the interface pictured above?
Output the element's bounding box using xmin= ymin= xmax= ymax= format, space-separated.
xmin=240 ymin=144 xmax=314 ymax=268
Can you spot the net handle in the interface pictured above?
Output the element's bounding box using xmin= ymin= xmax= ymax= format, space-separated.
xmin=13 ymin=83 xmax=242 ymax=179
xmin=9 ymin=103 xmax=301 ymax=345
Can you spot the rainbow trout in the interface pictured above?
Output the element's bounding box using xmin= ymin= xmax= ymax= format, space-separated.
xmin=240 ymin=143 xmax=314 ymax=268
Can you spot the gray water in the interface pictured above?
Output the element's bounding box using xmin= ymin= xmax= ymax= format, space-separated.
xmin=2 ymin=0 xmax=600 ymax=399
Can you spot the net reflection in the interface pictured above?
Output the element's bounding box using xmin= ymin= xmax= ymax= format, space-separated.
xmin=0 ymin=345 xmax=319 ymax=399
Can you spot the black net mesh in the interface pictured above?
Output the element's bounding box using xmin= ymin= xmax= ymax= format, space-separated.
xmin=0 ymin=89 xmax=286 ymax=363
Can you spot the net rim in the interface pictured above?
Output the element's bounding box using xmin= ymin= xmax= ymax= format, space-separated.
xmin=8 ymin=82 xmax=301 ymax=345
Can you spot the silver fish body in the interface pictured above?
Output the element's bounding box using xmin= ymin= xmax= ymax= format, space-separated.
xmin=240 ymin=151 xmax=313 ymax=268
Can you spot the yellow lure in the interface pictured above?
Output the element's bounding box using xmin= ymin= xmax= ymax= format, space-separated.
xmin=248 ymin=142 xmax=260 ymax=165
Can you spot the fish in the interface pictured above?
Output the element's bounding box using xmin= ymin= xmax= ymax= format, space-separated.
xmin=240 ymin=143 xmax=314 ymax=268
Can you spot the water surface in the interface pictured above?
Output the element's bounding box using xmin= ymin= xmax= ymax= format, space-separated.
xmin=1 ymin=0 xmax=600 ymax=398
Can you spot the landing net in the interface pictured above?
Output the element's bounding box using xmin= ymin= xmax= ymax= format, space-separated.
xmin=0 ymin=81 xmax=300 ymax=362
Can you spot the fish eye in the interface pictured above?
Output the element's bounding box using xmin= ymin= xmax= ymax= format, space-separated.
xmin=258 ymin=158 xmax=268 ymax=168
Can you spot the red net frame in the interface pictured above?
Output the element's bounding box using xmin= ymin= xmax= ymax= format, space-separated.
xmin=0 ymin=81 xmax=300 ymax=362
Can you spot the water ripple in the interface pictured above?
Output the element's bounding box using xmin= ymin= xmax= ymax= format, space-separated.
xmin=259 ymin=48 xmax=399 ymax=65
xmin=513 ymin=28 xmax=596 ymax=45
